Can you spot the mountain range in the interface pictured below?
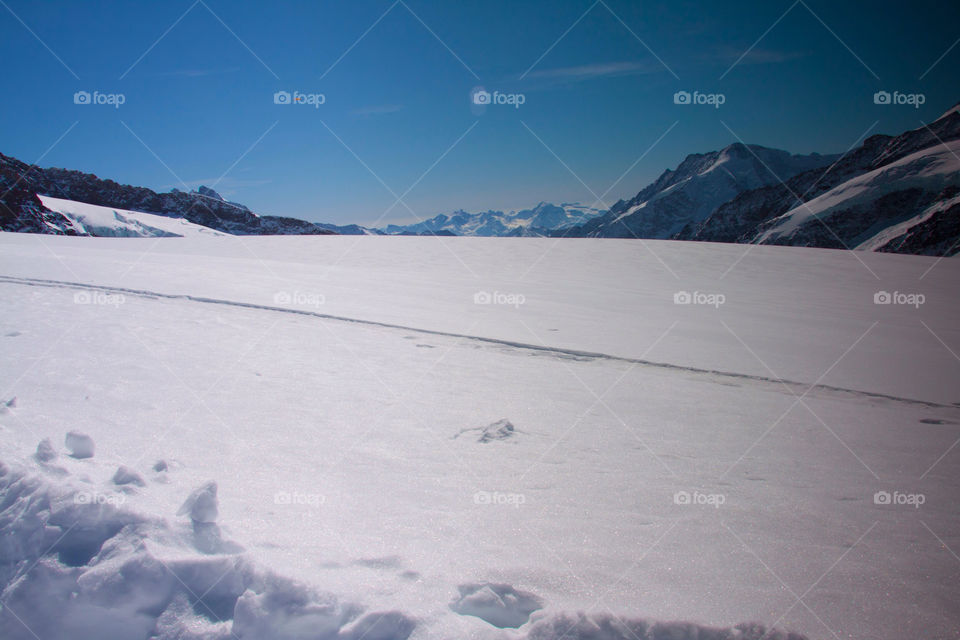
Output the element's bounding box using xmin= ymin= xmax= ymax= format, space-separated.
xmin=0 ymin=153 xmax=337 ymax=237
xmin=562 ymin=102 xmax=960 ymax=256
xmin=673 ymin=105 xmax=960 ymax=255
xmin=380 ymin=202 xmax=605 ymax=237
xmin=1 ymin=101 xmax=958 ymax=256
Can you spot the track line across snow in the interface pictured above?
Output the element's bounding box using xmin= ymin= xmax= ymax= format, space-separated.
xmin=0 ymin=274 xmax=955 ymax=411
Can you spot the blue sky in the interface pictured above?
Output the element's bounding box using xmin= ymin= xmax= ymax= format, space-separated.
xmin=1 ymin=0 xmax=957 ymax=226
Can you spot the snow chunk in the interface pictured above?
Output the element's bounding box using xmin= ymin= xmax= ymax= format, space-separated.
xmin=454 ymin=418 xmax=520 ymax=443
xmin=232 ymin=576 xmax=361 ymax=639
xmin=112 ymin=465 xmax=145 ymax=487
xmin=35 ymin=438 xmax=57 ymax=462
xmin=155 ymin=592 xmax=233 ymax=639
xmin=65 ymin=431 xmax=95 ymax=458
xmin=450 ymin=582 xmax=543 ymax=628
xmin=341 ymin=610 xmax=416 ymax=640
xmin=178 ymin=481 xmax=219 ymax=523
xmin=479 ymin=418 xmax=516 ymax=442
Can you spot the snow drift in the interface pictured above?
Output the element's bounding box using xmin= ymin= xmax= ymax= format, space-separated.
xmin=0 ymin=447 xmax=807 ymax=640
xmin=0 ymin=451 xmax=410 ymax=640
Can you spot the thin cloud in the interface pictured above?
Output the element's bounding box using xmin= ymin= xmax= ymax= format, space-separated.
xmin=526 ymin=60 xmax=660 ymax=83
xmin=352 ymin=104 xmax=404 ymax=116
xmin=153 ymin=67 xmax=245 ymax=78
xmin=712 ymin=47 xmax=807 ymax=66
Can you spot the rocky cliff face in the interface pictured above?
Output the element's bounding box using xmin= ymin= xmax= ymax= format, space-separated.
xmin=0 ymin=153 xmax=335 ymax=236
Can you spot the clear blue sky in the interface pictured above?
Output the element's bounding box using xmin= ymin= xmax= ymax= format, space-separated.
xmin=1 ymin=0 xmax=957 ymax=226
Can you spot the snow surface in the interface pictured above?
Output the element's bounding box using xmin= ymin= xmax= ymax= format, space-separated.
xmin=0 ymin=234 xmax=959 ymax=639
xmin=38 ymin=194 xmax=230 ymax=238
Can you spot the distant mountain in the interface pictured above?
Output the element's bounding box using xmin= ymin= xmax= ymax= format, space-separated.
xmin=563 ymin=144 xmax=838 ymax=239
xmin=677 ymin=104 xmax=960 ymax=256
xmin=316 ymin=222 xmax=381 ymax=236
xmin=0 ymin=152 xmax=335 ymax=236
xmin=379 ymin=202 xmax=604 ymax=237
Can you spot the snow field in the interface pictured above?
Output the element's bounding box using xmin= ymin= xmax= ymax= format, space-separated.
xmin=0 ymin=234 xmax=958 ymax=638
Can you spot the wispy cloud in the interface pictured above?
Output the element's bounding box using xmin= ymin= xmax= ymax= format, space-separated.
xmin=525 ymin=60 xmax=659 ymax=83
xmin=152 ymin=67 xmax=245 ymax=78
xmin=712 ymin=47 xmax=807 ymax=66
xmin=351 ymin=104 xmax=404 ymax=116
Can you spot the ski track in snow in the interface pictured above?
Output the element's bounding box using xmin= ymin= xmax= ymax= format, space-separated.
xmin=0 ymin=274 xmax=950 ymax=411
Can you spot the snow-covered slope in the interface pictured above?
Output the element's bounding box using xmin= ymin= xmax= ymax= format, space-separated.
xmin=37 ymin=194 xmax=230 ymax=238
xmin=381 ymin=202 xmax=605 ymax=236
xmin=680 ymin=109 xmax=960 ymax=255
xmin=857 ymin=192 xmax=960 ymax=252
xmin=755 ymin=140 xmax=960 ymax=251
xmin=568 ymin=144 xmax=836 ymax=239
xmin=1 ymin=235 xmax=959 ymax=639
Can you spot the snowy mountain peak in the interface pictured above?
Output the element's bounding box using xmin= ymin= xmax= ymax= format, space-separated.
xmin=565 ymin=144 xmax=838 ymax=239
xmin=196 ymin=185 xmax=224 ymax=201
xmin=718 ymin=141 xmax=752 ymax=158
